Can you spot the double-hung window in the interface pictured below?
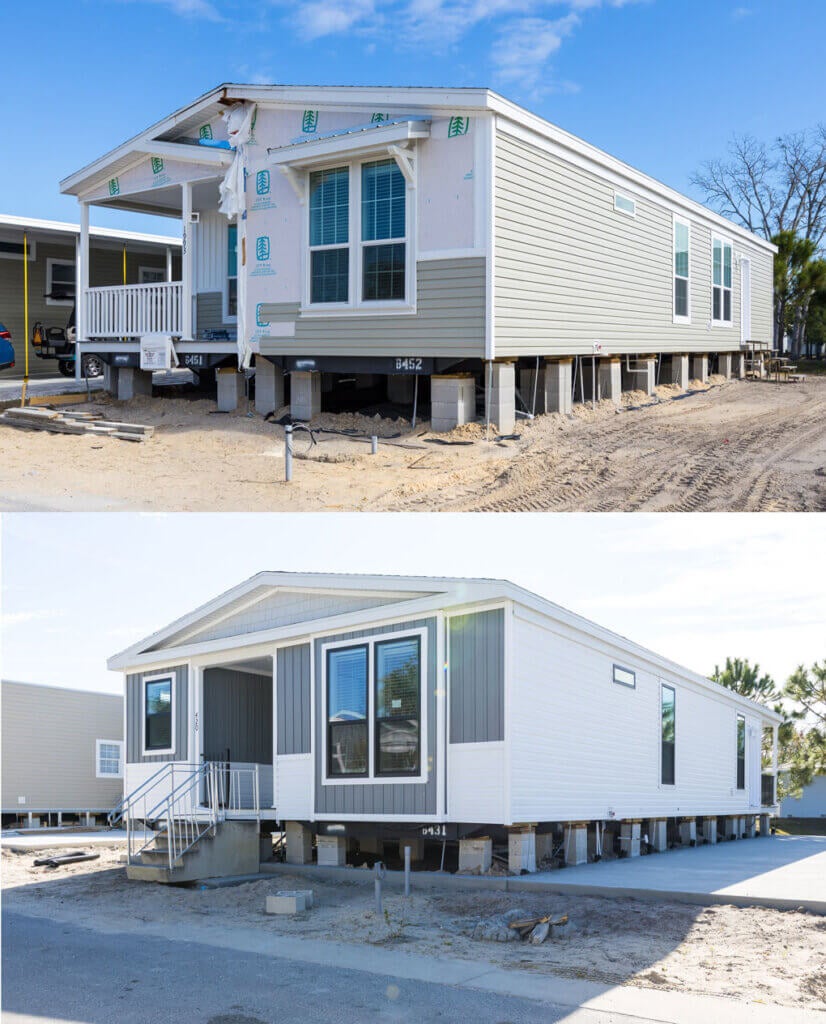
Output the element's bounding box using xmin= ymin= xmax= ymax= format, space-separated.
xmin=96 ymin=739 xmax=123 ymax=778
xmin=712 ymin=237 xmax=732 ymax=324
xmin=661 ymin=684 xmax=676 ymax=785
xmin=674 ymin=218 xmax=690 ymax=321
xmin=144 ymin=675 xmax=174 ymax=754
xmin=227 ymin=223 xmax=238 ymax=318
xmin=309 ymin=166 xmax=350 ymax=304
xmin=361 ymin=159 xmax=406 ymax=302
xmin=325 ymin=631 xmax=423 ymax=780
xmin=46 ymin=259 xmax=75 ymax=306
xmin=736 ymin=714 xmax=746 ymax=789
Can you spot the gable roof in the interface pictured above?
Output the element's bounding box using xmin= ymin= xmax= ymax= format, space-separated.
xmin=59 ymin=83 xmax=775 ymax=255
xmin=108 ymin=571 xmax=782 ymax=722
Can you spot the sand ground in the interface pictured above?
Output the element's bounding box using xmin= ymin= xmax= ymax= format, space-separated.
xmin=0 ymin=376 xmax=824 ymax=512
xmin=2 ymin=845 xmax=824 ymax=1010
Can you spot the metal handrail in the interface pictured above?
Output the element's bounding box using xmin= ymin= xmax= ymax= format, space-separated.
xmin=109 ymin=762 xmax=202 ymax=827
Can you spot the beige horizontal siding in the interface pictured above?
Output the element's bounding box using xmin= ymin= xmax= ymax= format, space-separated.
xmin=259 ymin=257 xmax=486 ymax=359
xmin=494 ymin=128 xmax=773 ymax=357
xmin=1 ymin=681 xmax=123 ymax=812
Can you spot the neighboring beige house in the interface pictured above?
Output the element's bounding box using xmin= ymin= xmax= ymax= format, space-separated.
xmin=0 ymin=215 xmax=181 ymax=380
xmin=1 ymin=680 xmax=124 ymax=827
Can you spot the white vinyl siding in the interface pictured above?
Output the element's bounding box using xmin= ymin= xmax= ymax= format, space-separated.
xmin=494 ymin=124 xmax=773 ymax=355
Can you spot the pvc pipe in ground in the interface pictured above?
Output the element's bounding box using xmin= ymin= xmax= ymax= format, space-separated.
xmin=284 ymin=424 xmax=293 ymax=482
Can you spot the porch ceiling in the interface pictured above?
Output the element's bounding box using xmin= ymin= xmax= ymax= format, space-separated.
xmin=91 ymin=178 xmax=222 ymax=218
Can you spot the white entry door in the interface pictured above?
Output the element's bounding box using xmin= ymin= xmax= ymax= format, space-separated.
xmin=741 ymin=258 xmax=752 ymax=343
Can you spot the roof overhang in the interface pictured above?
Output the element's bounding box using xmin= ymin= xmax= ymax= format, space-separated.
xmin=268 ymin=118 xmax=431 ymax=170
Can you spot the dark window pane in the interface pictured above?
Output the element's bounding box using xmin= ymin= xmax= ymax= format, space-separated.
xmin=328 ymin=646 xmax=367 ymax=721
xmin=362 ymin=243 xmax=405 ymax=301
xmin=713 ymin=287 xmax=721 ymax=321
xmin=736 ymin=715 xmax=745 ymax=789
xmin=311 ymin=248 xmax=349 ymax=304
xmin=228 ymin=278 xmax=238 ymax=317
xmin=227 ymin=224 xmax=237 ymax=278
xmin=362 ymin=159 xmax=406 ymax=241
xmin=661 ymin=685 xmax=675 ymax=784
xmin=309 ymin=166 xmax=349 ymax=247
xmin=145 ymin=679 xmax=172 ymax=751
xmin=378 ymin=719 xmax=419 ymax=774
xmin=723 ymin=289 xmax=732 ymax=322
xmin=675 ymin=278 xmax=688 ymax=317
xmin=329 ymin=721 xmax=368 ymax=776
xmin=661 ymin=743 xmax=675 ymax=786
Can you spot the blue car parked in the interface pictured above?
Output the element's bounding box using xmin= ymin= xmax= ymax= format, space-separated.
xmin=0 ymin=323 xmax=14 ymax=371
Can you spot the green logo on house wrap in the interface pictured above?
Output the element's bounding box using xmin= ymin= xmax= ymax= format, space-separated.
xmin=256 ymin=303 xmax=267 ymax=327
xmin=371 ymin=113 xmax=389 ymax=123
xmin=108 ymin=177 xmax=120 ymax=196
xmin=199 ymin=124 xmax=213 ymax=140
xmin=256 ymin=170 xmax=270 ymax=195
xmin=256 ymin=236 xmax=271 ymax=261
xmin=151 ymin=157 xmax=164 ymax=175
xmin=448 ymin=116 xmax=470 ymax=138
xmin=302 ymin=110 xmax=319 ymax=133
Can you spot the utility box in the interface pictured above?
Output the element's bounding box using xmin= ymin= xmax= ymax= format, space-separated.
xmin=140 ymin=333 xmax=176 ymax=371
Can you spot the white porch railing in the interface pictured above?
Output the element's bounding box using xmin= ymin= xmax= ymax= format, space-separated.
xmin=84 ymin=281 xmax=183 ymax=338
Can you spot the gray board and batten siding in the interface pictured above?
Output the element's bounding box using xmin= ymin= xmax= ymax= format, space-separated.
xmin=202 ymin=668 xmax=272 ymax=763
xmin=277 ymin=644 xmax=312 ymax=756
xmin=448 ymin=609 xmax=505 ymax=744
xmin=258 ymin=258 xmax=486 ymax=360
xmin=313 ymin=618 xmax=438 ymax=817
xmin=493 ymin=126 xmax=773 ymax=357
xmin=126 ymin=665 xmax=188 ymax=763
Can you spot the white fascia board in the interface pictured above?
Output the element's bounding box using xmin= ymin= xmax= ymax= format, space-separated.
xmin=507 ymin=590 xmax=784 ymax=723
xmin=132 ymin=140 xmax=234 ymax=168
xmin=490 ymin=101 xmax=776 ymax=256
xmin=109 ymin=586 xmax=508 ymax=673
xmin=224 ymin=84 xmax=494 ymax=113
xmin=59 ymin=86 xmax=227 ymax=195
xmin=268 ymin=120 xmax=430 ymax=169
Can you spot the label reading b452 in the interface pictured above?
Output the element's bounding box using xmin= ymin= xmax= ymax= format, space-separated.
xmin=395 ymin=357 xmax=423 ymax=372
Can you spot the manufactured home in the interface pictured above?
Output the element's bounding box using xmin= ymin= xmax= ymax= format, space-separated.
xmin=108 ymin=573 xmax=781 ymax=882
xmin=59 ymin=85 xmax=775 ymax=430
xmin=1 ymin=680 xmax=124 ymax=827
xmin=0 ymin=215 xmax=180 ymax=379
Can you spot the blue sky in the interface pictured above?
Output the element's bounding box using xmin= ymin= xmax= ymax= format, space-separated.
xmin=2 ymin=0 xmax=825 ymax=237
xmin=3 ymin=514 xmax=824 ymax=694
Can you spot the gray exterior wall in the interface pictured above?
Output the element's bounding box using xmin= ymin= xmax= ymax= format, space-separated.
xmin=202 ymin=667 xmax=272 ymax=763
xmin=125 ymin=665 xmax=188 ymax=763
xmin=277 ymin=644 xmax=311 ymax=755
xmin=448 ymin=609 xmax=505 ymax=743
xmin=0 ymin=235 xmax=179 ymax=377
xmin=155 ymin=589 xmax=428 ymax=650
xmin=314 ymin=618 xmax=438 ymax=816
xmin=493 ymin=125 xmax=774 ymax=357
xmin=1 ymin=681 xmax=123 ymax=812
xmin=259 ymin=258 xmax=485 ymax=360
xmin=196 ymin=291 xmax=229 ymax=335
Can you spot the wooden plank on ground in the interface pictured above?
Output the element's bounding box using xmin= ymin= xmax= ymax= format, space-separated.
xmin=28 ymin=393 xmax=89 ymax=407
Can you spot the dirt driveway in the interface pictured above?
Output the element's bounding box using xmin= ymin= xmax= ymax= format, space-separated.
xmin=2 ymin=845 xmax=824 ymax=1011
xmin=1 ymin=377 xmax=824 ymax=512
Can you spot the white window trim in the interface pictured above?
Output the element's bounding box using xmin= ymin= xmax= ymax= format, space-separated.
xmin=613 ymin=664 xmax=636 ymax=689
xmin=96 ymin=739 xmax=124 ymax=778
xmin=46 ymin=257 xmax=75 ymax=306
xmin=673 ymin=214 xmax=691 ymax=324
xmin=0 ymin=237 xmax=36 ymax=262
xmin=320 ymin=626 xmax=429 ymax=787
xmin=138 ymin=266 xmax=166 ymax=284
xmin=223 ymin=220 xmax=238 ymax=324
xmin=141 ymin=672 xmax=176 ymax=757
xmin=301 ymin=155 xmax=418 ymax=317
xmin=660 ymin=682 xmax=676 ymax=788
xmin=614 ymin=191 xmax=637 ymax=217
xmin=711 ymin=235 xmax=734 ymax=327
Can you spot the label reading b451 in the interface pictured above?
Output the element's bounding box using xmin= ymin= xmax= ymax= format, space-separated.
xmin=395 ymin=357 xmax=423 ymax=372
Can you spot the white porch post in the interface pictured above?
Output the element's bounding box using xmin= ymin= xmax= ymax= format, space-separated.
xmin=181 ymin=182 xmax=193 ymax=340
xmin=75 ymin=201 xmax=90 ymax=381
xmin=165 ymin=246 xmax=173 ymax=283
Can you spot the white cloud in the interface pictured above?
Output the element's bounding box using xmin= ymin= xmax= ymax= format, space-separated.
xmin=1 ymin=609 xmax=65 ymax=630
xmin=292 ymin=0 xmax=378 ymax=39
xmin=125 ymin=0 xmax=223 ymax=20
xmin=491 ymin=12 xmax=579 ymax=91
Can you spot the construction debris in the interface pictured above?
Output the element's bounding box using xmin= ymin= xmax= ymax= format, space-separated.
xmin=472 ymin=909 xmax=569 ymax=944
xmin=0 ymin=407 xmax=153 ymax=442
xmin=32 ymin=851 xmax=100 ymax=869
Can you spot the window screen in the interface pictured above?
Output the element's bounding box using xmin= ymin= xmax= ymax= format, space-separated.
xmin=375 ymin=637 xmax=420 ymax=775
xmin=145 ymin=677 xmax=173 ymax=752
xmin=309 ymin=166 xmax=350 ymax=304
xmin=362 ymin=160 xmax=406 ymax=302
xmin=661 ymin=685 xmax=675 ymax=785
